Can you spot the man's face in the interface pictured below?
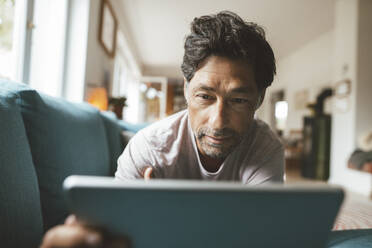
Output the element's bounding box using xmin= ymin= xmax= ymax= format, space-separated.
xmin=185 ymin=56 xmax=261 ymax=161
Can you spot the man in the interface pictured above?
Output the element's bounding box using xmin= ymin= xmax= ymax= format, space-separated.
xmin=115 ymin=11 xmax=283 ymax=183
xmin=41 ymin=11 xmax=283 ymax=248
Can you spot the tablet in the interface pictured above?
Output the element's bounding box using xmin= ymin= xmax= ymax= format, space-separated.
xmin=63 ymin=175 xmax=344 ymax=248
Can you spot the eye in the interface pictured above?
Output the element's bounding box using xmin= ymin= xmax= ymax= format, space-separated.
xmin=197 ymin=94 xmax=214 ymax=100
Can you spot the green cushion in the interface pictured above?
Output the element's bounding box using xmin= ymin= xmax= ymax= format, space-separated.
xmin=0 ymin=81 xmax=44 ymax=247
xmin=118 ymin=119 xmax=148 ymax=133
xmin=100 ymin=111 xmax=125 ymax=175
xmin=11 ymin=84 xmax=111 ymax=230
xmin=328 ymin=229 xmax=372 ymax=247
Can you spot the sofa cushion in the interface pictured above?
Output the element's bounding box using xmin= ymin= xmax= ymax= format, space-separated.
xmin=100 ymin=111 xmax=125 ymax=175
xmin=5 ymin=82 xmax=111 ymax=230
xmin=327 ymin=229 xmax=372 ymax=247
xmin=0 ymin=82 xmax=44 ymax=247
xmin=118 ymin=120 xmax=148 ymax=133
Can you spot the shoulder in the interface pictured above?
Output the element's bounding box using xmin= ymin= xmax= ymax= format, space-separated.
xmin=240 ymin=119 xmax=284 ymax=184
xmin=132 ymin=110 xmax=188 ymax=151
xmin=249 ymin=119 xmax=284 ymax=154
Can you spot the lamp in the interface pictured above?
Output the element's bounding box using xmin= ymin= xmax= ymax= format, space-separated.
xmin=87 ymin=87 xmax=108 ymax=111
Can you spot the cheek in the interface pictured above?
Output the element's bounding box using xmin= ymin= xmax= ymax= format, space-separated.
xmin=229 ymin=110 xmax=255 ymax=133
xmin=188 ymin=102 xmax=207 ymax=131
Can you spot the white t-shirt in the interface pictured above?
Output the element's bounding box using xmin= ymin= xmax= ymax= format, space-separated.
xmin=115 ymin=110 xmax=284 ymax=185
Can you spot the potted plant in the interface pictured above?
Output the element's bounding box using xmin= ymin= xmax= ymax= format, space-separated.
xmin=108 ymin=96 xmax=127 ymax=119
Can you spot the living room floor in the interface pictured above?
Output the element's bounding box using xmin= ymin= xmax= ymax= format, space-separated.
xmin=285 ymin=168 xmax=372 ymax=230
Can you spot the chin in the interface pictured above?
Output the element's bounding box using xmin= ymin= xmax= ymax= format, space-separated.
xmin=202 ymin=145 xmax=232 ymax=160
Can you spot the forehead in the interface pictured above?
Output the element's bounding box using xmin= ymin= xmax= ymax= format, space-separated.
xmin=190 ymin=56 xmax=256 ymax=91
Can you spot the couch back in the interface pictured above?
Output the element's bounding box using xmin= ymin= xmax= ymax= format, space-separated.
xmin=0 ymin=83 xmax=44 ymax=248
xmin=0 ymin=80 xmax=125 ymax=246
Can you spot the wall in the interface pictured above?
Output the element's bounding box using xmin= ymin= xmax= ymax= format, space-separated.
xmin=258 ymin=30 xmax=334 ymax=136
xmin=355 ymin=0 xmax=372 ymax=145
xmin=258 ymin=0 xmax=372 ymax=196
xmin=84 ymin=0 xmax=142 ymax=99
xmin=84 ymin=0 xmax=113 ymax=88
xmin=329 ymin=0 xmax=372 ymax=195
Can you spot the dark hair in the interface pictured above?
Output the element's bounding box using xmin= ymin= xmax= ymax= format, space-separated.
xmin=181 ymin=11 xmax=276 ymax=91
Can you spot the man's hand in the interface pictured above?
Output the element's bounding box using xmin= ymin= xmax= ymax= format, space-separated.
xmin=144 ymin=166 xmax=153 ymax=180
xmin=40 ymin=168 xmax=153 ymax=248
xmin=40 ymin=215 xmax=130 ymax=248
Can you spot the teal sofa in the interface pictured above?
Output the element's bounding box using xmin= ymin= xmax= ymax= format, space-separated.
xmin=0 ymin=79 xmax=371 ymax=247
xmin=0 ymin=80 xmax=133 ymax=247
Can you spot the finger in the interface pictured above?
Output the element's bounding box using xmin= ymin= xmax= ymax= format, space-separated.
xmin=40 ymin=225 xmax=103 ymax=248
xmin=65 ymin=214 xmax=78 ymax=226
xmin=144 ymin=167 xmax=153 ymax=180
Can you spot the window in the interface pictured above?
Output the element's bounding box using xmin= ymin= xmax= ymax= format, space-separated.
xmin=275 ymin=100 xmax=288 ymax=131
xmin=28 ymin=0 xmax=68 ymax=97
xmin=0 ymin=0 xmax=27 ymax=81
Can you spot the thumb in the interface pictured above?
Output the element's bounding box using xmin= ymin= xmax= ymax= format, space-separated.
xmin=64 ymin=215 xmax=78 ymax=226
xmin=144 ymin=167 xmax=153 ymax=180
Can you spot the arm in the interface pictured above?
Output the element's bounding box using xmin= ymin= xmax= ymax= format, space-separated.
xmin=242 ymin=145 xmax=285 ymax=185
xmin=115 ymin=131 xmax=156 ymax=180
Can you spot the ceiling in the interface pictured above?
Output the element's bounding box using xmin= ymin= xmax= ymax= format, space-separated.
xmin=119 ymin=0 xmax=336 ymax=78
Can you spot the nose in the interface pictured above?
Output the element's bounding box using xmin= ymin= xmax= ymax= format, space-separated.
xmin=208 ymin=99 xmax=228 ymax=130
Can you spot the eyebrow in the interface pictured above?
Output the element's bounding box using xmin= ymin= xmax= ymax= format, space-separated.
xmin=194 ymin=85 xmax=216 ymax=92
xmin=193 ymin=84 xmax=254 ymax=94
xmin=230 ymin=87 xmax=253 ymax=94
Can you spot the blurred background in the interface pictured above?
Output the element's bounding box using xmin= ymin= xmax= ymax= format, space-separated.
xmin=1 ymin=0 xmax=372 ymax=196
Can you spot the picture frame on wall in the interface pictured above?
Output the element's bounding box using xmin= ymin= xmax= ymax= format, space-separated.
xmin=294 ymin=89 xmax=309 ymax=110
xmin=98 ymin=0 xmax=118 ymax=58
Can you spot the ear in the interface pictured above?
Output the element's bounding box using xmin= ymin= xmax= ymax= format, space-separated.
xmin=256 ymin=89 xmax=266 ymax=110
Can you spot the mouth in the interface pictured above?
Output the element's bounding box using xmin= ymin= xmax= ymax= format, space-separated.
xmin=204 ymin=135 xmax=232 ymax=145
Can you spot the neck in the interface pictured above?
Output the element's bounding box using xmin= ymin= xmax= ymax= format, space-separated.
xmin=199 ymin=151 xmax=224 ymax=173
